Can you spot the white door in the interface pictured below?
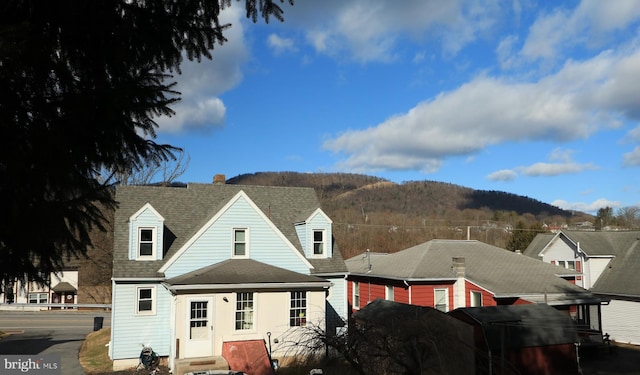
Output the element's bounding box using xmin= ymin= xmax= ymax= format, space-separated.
xmin=184 ymin=297 xmax=214 ymax=358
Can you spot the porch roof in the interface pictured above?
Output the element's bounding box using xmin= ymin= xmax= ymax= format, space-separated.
xmin=165 ymin=259 xmax=330 ymax=288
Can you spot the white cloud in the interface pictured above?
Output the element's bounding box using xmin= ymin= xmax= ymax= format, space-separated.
xmin=623 ymin=146 xmax=640 ymax=167
xmin=552 ymin=198 xmax=622 ymax=213
xmin=518 ymin=161 xmax=599 ymax=176
xmin=155 ymin=7 xmax=247 ymax=133
xmin=487 ymin=169 xmax=517 ymax=181
xmin=267 ymin=34 xmax=296 ymax=55
xmin=324 ymin=46 xmax=640 ymax=173
xmin=518 ymin=0 xmax=640 ymax=64
xmin=283 ymin=0 xmax=502 ymax=62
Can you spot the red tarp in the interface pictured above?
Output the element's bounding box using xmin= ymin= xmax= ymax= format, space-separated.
xmin=222 ymin=340 xmax=274 ymax=375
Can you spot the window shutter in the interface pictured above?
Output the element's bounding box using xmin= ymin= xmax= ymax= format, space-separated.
xmin=550 ymin=260 xmax=556 ymax=265
xmin=576 ymin=260 xmax=582 ymax=272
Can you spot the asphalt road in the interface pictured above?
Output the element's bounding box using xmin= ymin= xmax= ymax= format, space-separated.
xmin=0 ymin=310 xmax=111 ymax=374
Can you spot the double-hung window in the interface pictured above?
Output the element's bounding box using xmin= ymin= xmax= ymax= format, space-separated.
xmin=235 ymin=292 xmax=254 ymax=330
xmin=233 ymin=229 xmax=247 ymax=257
xmin=470 ymin=291 xmax=482 ymax=307
xmin=385 ymin=285 xmax=394 ymax=301
xmin=138 ymin=228 xmax=155 ymax=258
xmin=290 ymin=291 xmax=307 ymax=327
xmin=137 ymin=287 xmax=155 ymax=315
xmin=353 ymin=281 xmax=360 ymax=309
xmin=28 ymin=292 xmax=48 ymax=304
xmin=313 ymin=230 xmax=325 ymax=255
xmin=434 ymin=289 xmax=448 ymax=312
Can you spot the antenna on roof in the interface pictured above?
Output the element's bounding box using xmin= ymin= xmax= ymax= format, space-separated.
xmin=363 ymin=249 xmax=372 ymax=272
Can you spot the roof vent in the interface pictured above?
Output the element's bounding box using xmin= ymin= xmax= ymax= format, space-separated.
xmin=213 ymin=174 xmax=226 ymax=185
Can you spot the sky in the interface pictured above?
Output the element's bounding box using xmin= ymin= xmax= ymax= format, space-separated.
xmin=153 ymin=0 xmax=640 ymax=214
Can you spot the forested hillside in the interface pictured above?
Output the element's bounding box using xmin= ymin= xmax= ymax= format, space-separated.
xmin=227 ymin=172 xmax=593 ymax=259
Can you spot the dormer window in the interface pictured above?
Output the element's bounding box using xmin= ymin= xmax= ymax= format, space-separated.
xmin=138 ymin=227 xmax=156 ymax=258
xmin=313 ymin=230 xmax=325 ymax=256
xmin=233 ymin=228 xmax=248 ymax=257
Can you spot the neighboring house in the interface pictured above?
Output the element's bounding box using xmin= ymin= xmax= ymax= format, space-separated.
xmin=110 ymin=182 xmax=348 ymax=373
xmin=449 ymin=304 xmax=579 ymax=375
xmin=0 ymin=265 xmax=79 ymax=310
xmin=345 ymin=240 xmax=606 ymax=333
xmin=524 ymin=230 xmax=640 ymax=345
xmin=352 ymin=298 xmax=475 ymax=375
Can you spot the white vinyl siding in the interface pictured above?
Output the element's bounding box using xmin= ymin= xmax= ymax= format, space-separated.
xmin=601 ymin=300 xmax=640 ymax=346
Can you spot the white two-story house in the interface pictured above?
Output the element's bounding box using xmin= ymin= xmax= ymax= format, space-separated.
xmin=110 ymin=181 xmax=347 ymax=373
xmin=524 ymin=230 xmax=640 ymax=345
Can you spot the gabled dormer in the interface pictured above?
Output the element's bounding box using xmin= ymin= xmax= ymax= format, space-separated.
xmin=295 ymin=208 xmax=333 ymax=259
xmin=128 ymin=203 xmax=165 ymax=261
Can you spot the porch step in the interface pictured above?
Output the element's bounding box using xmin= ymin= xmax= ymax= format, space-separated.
xmin=174 ymin=356 xmax=229 ymax=375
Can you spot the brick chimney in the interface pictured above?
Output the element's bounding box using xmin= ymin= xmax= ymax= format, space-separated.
xmin=213 ymin=174 xmax=226 ymax=185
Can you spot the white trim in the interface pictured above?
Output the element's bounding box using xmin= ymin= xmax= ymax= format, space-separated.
xmin=129 ymin=202 xmax=165 ymax=222
xmin=311 ymin=229 xmax=326 ymax=258
xmin=136 ymin=285 xmax=156 ymax=316
xmin=304 ymin=208 xmax=333 ymax=224
xmin=167 ymin=282 xmax=331 ymax=292
xmin=137 ymin=227 xmax=157 ymax=260
xmin=353 ymin=281 xmax=360 ymax=310
xmin=159 ymin=191 xmax=313 ymax=273
xmin=232 ymin=227 xmax=249 ymax=258
xmin=470 ymin=290 xmax=483 ymax=307
xmin=385 ymin=285 xmax=394 ymax=301
xmin=434 ymin=288 xmax=449 ymax=312
xmin=234 ymin=291 xmax=256 ymax=332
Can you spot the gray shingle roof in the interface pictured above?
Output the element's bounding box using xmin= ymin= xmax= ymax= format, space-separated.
xmin=113 ymin=183 xmax=346 ymax=279
xmin=346 ymin=240 xmax=592 ymax=299
xmin=450 ymin=304 xmax=578 ymax=350
xmin=166 ymin=259 xmax=330 ymax=286
xmin=523 ymin=231 xmax=640 ymax=298
xmin=525 ymin=230 xmax=640 ymax=258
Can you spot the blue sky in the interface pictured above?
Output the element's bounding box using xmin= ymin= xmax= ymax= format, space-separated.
xmin=154 ymin=0 xmax=640 ymax=214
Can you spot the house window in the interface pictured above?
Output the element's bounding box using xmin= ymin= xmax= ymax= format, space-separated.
xmin=557 ymin=260 xmax=576 ymax=270
xmin=137 ymin=287 xmax=155 ymax=315
xmin=434 ymin=289 xmax=448 ymax=312
xmin=138 ymin=228 xmax=155 ymax=258
xmin=233 ymin=229 xmax=247 ymax=257
xmin=313 ymin=230 xmax=325 ymax=255
xmin=190 ymin=301 xmax=208 ymax=339
xmin=235 ymin=292 xmax=254 ymax=330
xmin=28 ymin=293 xmax=48 ymax=304
xmin=470 ymin=291 xmax=482 ymax=307
xmin=290 ymin=291 xmax=307 ymax=327
xmin=385 ymin=285 xmax=394 ymax=301
xmin=353 ymin=281 xmax=360 ymax=309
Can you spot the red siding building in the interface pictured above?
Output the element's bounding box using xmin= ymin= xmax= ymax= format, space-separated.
xmin=346 ymin=240 xmax=605 ymax=319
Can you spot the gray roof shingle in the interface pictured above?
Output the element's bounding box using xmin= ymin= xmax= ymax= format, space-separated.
xmin=113 ymin=183 xmax=346 ymax=279
xmin=523 ymin=231 xmax=640 ymax=298
xmin=346 ymin=240 xmax=592 ymax=299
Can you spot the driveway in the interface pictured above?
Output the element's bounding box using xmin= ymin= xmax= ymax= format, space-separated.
xmin=0 ymin=310 xmax=111 ymax=374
